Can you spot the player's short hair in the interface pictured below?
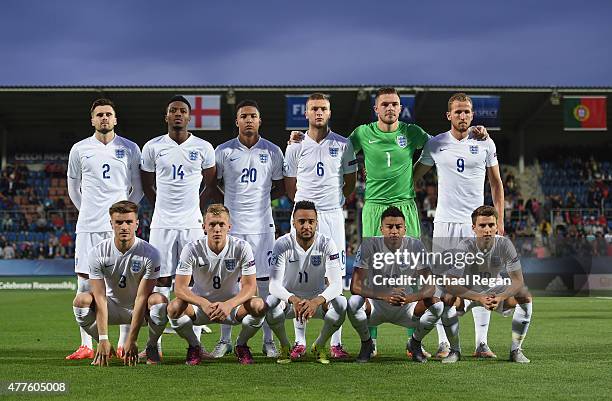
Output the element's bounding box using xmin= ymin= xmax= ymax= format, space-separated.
xmin=293 ymin=200 xmax=317 ymax=215
xmin=471 ymin=205 xmax=498 ymax=224
xmin=374 ymin=87 xmax=399 ymax=103
xmin=109 ymin=200 xmax=138 ymax=216
xmin=90 ymin=98 xmax=116 ymax=115
xmin=380 ymin=206 xmax=405 ymax=223
xmin=306 ymin=93 xmax=330 ymax=105
xmin=166 ymin=95 xmax=191 ymax=112
xmin=236 ymin=99 xmax=260 ymax=115
xmin=206 ymin=203 xmax=230 ymax=218
xmin=447 ymin=92 xmax=473 ymax=111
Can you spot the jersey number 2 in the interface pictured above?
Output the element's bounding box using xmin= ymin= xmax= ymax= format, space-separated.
xmin=102 ymin=164 xmax=110 ymax=179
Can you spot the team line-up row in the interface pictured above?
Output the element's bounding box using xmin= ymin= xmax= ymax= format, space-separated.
xmin=73 ymin=200 xmax=532 ymax=366
xmin=66 ymin=89 xmax=528 ymax=364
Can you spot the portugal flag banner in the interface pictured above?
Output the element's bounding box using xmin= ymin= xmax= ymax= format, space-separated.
xmin=182 ymin=95 xmax=221 ymax=130
xmin=564 ymin=96 xmax=607 ymax=131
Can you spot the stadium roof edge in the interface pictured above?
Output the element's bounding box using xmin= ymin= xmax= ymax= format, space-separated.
xmin=0 ymin=85 xmax=611 ymax=93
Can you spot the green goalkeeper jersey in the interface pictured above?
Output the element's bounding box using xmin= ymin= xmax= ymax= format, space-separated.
xmin=349 ymin=121 xmax=429 ymax=204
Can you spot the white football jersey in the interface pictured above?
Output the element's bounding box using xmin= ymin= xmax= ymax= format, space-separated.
xmin=176 ymin=235 xmax=256 ymax=302
xmin=447 ymin=235 xmax=521 ymax=294
xmin=284 ymin=131 xmax=357 ymax=211
xmin=141 ymin=134 xmax=215 ymax=229
xmin=354 ymin=237 xmax=429 ymax=295
xmin=419 ymin=131 xmax=498 ymax=224
xmin=215 ymin=137 xmax=283 ymax=234
xmin=67 ymin=135 xmax=141 ymax=233
xmin=270 ymin=232 xmax=341 ymax=301
xmin=88 ymin=237 xmax=161 ymax=308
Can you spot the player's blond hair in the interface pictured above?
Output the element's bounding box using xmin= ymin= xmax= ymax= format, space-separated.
xmin=471 ymin=205 xmax=498 ymax=224
xmin=306 ymin=93 xmax=330 ymax=105
xmin=448 ymin=93 xmax=473 ymax=111
xmin=206 ymin=203 xmax=230 ymax=218
xmin=109 ymin=200 xmax=138 ymax=216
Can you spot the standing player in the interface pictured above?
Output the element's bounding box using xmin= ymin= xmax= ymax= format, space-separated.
xmin=141 ymin=95 xmax=216 ymax=349
xmin=284 ymin=88 xmax=490 ymax=355
xmin=347 ymin=206 xmax=441 ymax=363
xmin=284 ymin=93 xmax=357 ymax=359
xmin=212 ymin=100 xmax=285 ymax=358
xmin=413 ymin=93 xmax=504 ymax=359
xmin=168 ymin=204 xmax=267 ymax=365
xmin=443 ymin=206 xmax=532 ymax=363
xmin=67 ymin=98 xmax=143 ymax=360
xmin=265 ymin=201 xmax=347 ymax=364
xmin=72 ymin=201 xmax=167 ymax=366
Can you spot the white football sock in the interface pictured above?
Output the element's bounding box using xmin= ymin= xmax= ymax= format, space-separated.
xmin=347 ymin=295 xmax=370 ymax=341
xmin=170 ymin=315 xmax=199 ymax=348
xmin=511 ymin=303 xmax=532 ymax=351
xmin=472 ymin=306 xmax=491 ymax=347
xmin=148 ymin=303 xmax=168 ymax=347
xmin=314 ymin=297 xmax=347 ymax=348
xmin=293 ymin=318 xmax=306 ymax=346
xmin=414 ymin=302 xmax=443 ymax=342
xmin=237 ymin=314 xmax=264 ymax=346
xmin=219 ymin=324 xmax=233 ymax=343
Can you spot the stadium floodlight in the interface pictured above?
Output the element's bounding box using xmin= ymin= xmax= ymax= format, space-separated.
xmin=226 ymin=88 xmax=236 ymax=105
xmin=550 ymin=88 xmax=561 ymax=106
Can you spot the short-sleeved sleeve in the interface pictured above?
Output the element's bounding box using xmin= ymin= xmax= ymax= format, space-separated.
xmin=176 ymin=244 xmax=196 ymax=276
xmin=127 ymin=143 xmax=144 ymax=203
xmin=140 ymin=141 xmax=156 ymax=172
xmin=143 ymin=246 xmax=161 ymax=280
xmin=215 ymin=146 xmax=225 ymax=179
xmin=349 ymin=127 xmax=362 ymax=153
xmin=271 ymin=147 xmax=284 ymax=180
xmin=240 ymin=241 xmax=257 ymax=276
xmin=485 ymin=139 xmax=498 ymax=168
xmin=353 ymin=240 xmax=374 ymax=270
xmin=341 ymin=141 xmax=358 ymax=174
xmin=418 ymin=139 xmax=435 ymax=167
xmin=201 ymin=142 xmax=216 ymax=170
xmin=283 ymin=143 xmax=300 ymax=177
xmin=500 ymin=237 xmax=521 ymax=273
xmin=88 ymin=248 xmax=104 ymax=280
xmin=412 ymin=125 xmax=430 ymax=150
xmin=67 ymin=145 xmax=82 ymax=180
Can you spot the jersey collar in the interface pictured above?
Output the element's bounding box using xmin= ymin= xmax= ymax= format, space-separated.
xmin=204 ymin=235 xmax=230 ymax=259
xmin=112 ymin=237 xmax=139 ymax=257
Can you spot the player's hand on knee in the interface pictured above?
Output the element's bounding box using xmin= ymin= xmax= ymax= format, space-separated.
xmin=288 ymin=131 xmax=305 ymax=144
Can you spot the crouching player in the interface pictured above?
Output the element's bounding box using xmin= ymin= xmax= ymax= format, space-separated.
xmin=167 ymin=204 xmax=266 ymax=365
xmin=265 ymin=201 xmax=347 ymax=364
xmin=72 ymin=200 xmax=168 ymax=366
xmin=347 ymin=206 xmax=441 ymax=363
xmin=443 ymin=205 xmax=532 ymax=363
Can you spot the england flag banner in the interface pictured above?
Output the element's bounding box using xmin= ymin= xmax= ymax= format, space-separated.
xmin=182 ymin=95 xmax=221 ymax=130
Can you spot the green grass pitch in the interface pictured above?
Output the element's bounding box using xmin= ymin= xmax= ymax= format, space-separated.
xmin=1 ymin=290 xmax=611 ymax=401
